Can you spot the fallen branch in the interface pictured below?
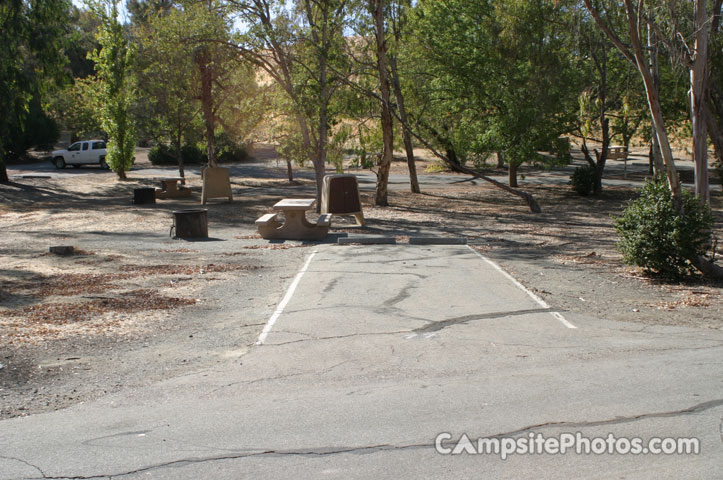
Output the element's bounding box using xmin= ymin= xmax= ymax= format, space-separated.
xmin=404 ymin=120 xmax=542 ymax=213
xmin=442 ymin=161 xmax=542 ymax=213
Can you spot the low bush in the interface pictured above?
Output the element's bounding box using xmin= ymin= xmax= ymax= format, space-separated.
xmin=148 ymin=144 xmax=205 ymax=166
xmin=570 ymin=165 xmax=597 ymax=196
xmin=614 ymin=176 xmax=713 ymax=278
xmin=181 ymin=144 xmax=206 ymax=165
xmin=215 ymin=133 xmax=249 ymax=164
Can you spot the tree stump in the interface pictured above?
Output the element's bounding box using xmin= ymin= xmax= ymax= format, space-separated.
xmin=172 ymin=209 xmax=208 ymax=239
xmin=133 ymin=188 xmax=156 ymax=205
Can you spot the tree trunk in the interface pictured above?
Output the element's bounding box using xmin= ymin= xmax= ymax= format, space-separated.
xmin=580 ymin=139 xmax=596 ymax=168
xmin=650 ymin=130 xmax=664 ymax=174
xmin=314 ymin=157 xmax=326 ymax=209
xmin=592 ymin=42 xmax=609 ymax=195
xmin=594 ymin=117 xmax=609 ymax=195
xmin=508 ymin=160 xmax=518 ymax=188
xmin=648 ymin=20 xmax=664 ymax=176
xmin=690 ymin=0 xmax=710 ymax=205
xmin=585 ymin=0 xmax=682 ymax=206
xmin=316 ymin=3 xmax=330 ymax=211
xmin=296 ymin=110 xmax=322 ymax=207
xmin=174 ymin=131 xmax=185 ymax=184
xmin=372 ymin=0 xmax=393 ymax=207
xmin=389 ymin=54 xmax=420 ymax=193
xmin=196 ymin=49 xmax=217 ymax=168
xmin=626 ymin=4 xmax=681 ymax=206
xmin=0 ymin=158 xmax=8 ymax=183
xmin=286 ymin=159 xmax=294 ymax=182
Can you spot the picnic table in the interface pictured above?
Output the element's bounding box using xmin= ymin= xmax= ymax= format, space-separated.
xmin=156 ymin=177 xmax=192 ymax=199
xmin=255 ymin=198 xmax=332 ymax=240
xmin=608 ymin=146 xmax=630 ymax=178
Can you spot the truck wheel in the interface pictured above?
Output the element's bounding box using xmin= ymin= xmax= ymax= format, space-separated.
xmin=100 ymin=158 xmax=109 ymax=169
xmin=54 ymin=157 xmax=66 ymax=169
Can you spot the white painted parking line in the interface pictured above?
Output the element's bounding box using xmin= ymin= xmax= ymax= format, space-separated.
xmin=255 ymin=250 xmax=318 ymax=345
xmin=466 ymin=245 xmax=577 ymax=329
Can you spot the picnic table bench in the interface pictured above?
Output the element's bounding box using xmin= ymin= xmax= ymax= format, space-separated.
xmin=256 ymin=198 xmax=332 ymax=241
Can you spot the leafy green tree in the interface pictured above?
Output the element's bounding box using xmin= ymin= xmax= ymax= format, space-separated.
xmin=49 ymin=76 xmax=103 ymax=138
xmin=0 ymin=0 xmax=71 ymax=182
xmin=133 ymin=1 xmax=263 ymax=175
xmin=87 ymin=0 xmax=137 ymax=179
xmin=410 ymin=0 xmax=577 ymax=186
xmin=134 ymin=4 xmax=200 ymax=179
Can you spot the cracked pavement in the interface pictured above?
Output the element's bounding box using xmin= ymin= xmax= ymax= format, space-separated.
xmin=1 ymin=245 xmax=722 ymax=479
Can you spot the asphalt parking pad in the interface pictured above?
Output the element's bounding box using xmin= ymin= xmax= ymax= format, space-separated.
xmin=261 ymin=244 xmax=572 ymax=348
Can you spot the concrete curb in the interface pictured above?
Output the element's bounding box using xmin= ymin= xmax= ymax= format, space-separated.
xmin=338 ymin=236 xmax=397 ymax=245
xmin=408 ymin=237 xmax=467 ymax=245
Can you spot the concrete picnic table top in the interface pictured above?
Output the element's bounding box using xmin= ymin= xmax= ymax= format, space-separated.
xmin=273 ymin=198 xmax=315 ymax=211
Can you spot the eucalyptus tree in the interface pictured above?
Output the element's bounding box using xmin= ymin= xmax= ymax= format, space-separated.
xmin=584 ymin=0 xmax=723 ymax=277
xmin=703 ymin=2 xmax=723 ymax=175
xmin=583 ymin=0 xmax=718 ymax=206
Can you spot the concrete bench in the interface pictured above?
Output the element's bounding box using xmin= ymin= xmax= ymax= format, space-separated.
xmin=255 ymin=213 xmax=282 ymax=239
xmin=317 ymin=213 xmax=332 ymax=227
xmin=255 ymin=213 xmax=279 ymax=226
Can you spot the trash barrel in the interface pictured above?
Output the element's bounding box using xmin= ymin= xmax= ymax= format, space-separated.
xmin=172 ymin=209 xmax=208 ymax=239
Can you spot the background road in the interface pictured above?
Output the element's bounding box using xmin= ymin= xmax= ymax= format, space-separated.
xmin=1 ymin=245 xmax=721 ymax=478
xmin=9 ymin=151 xmax=720 ymax=193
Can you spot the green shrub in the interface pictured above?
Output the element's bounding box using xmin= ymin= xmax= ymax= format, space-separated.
xmin=181 ymin=144 xmax=206 ymax=164
xmin=614 ymin=177 xmax=713 ymax=278
xmin=570 ymin=165 xmax=597 ymax=196
xmin=148 ymin=144 xmax=205 ymax=166
xmin=215 ymin=133 xmax=249 ymax=164
xmin=148 ymin=144 xmax=174 ymax=165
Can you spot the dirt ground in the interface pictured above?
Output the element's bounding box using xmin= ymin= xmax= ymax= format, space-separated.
xmin=1 ymin=146 xmax=722 ymax=420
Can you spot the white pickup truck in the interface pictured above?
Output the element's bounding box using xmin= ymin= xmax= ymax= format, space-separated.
xmin=52 ymin=140 xmax=108 ymax=169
